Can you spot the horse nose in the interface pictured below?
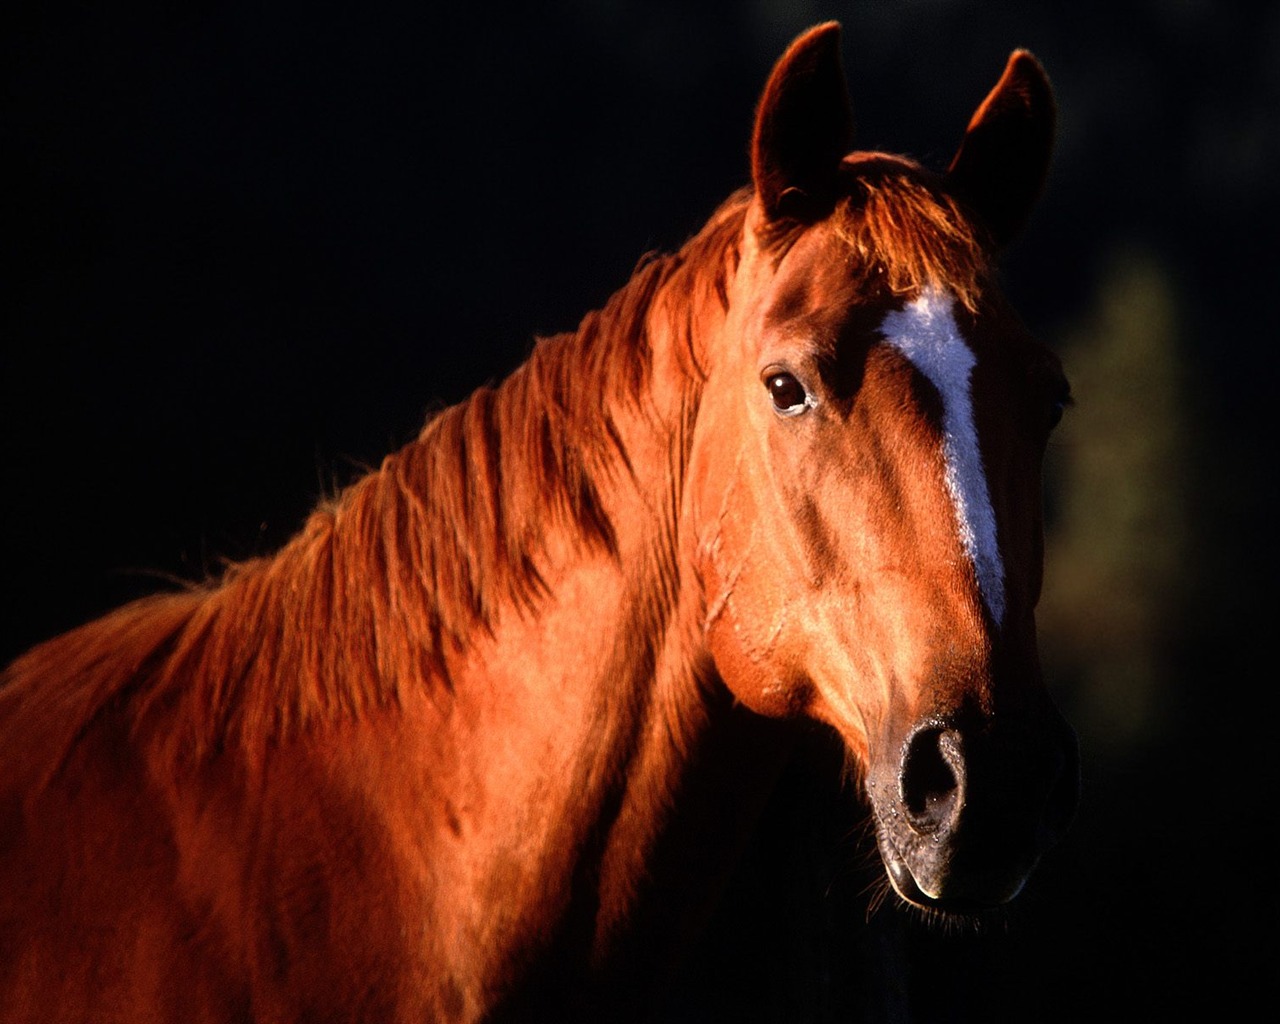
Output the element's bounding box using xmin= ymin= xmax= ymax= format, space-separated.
xmin=899 ymin=715 xmax=1079 ymax=847
xmin=889 ymin=714 xmax=1080 ymax=904
xmin=900 ymin=725 xmax=966 ymax=836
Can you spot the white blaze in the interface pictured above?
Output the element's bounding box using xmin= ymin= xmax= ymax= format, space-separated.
xmin=879 ymin=288 xmax=1005 ymax=625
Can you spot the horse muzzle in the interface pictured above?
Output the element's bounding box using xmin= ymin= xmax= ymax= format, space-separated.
xmin=866 ymin=710 xmax=1080 ymax=912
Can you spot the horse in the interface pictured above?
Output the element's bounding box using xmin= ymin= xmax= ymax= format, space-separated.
xmin=0 ymin=22 xmax=1079 ymax=1022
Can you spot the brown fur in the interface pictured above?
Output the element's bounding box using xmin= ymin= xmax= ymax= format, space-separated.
xmin=834 ymin=154 xmax=991 ymax=312
xmin=1 ymin=25 xmax=1075 ymax=1022
xmin=1 ymin=166 xmax=981 ymax=790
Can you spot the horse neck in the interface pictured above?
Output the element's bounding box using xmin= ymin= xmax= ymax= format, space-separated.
xmin=390 ymin=197 xmax=748 ymax=675
xmin=382 ymin=206 xmax=786 ymax=969
xmin=117 ymin=201 xmax=745 ymax=776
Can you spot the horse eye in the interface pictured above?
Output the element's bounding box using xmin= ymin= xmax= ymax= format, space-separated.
xmin=766 ymin=372 xmax=809 ymax=415
xmin=1047 ymin=384 xmax=1073 ymax=431
xmin=1047 ymin=399 xmax=1067 ymax=430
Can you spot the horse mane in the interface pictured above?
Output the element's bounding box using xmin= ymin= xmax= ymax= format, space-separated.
xmin=0 ymin=194 xmax=750 ymax=791
xmin=0 ymin=158 xmax=986 ymax=791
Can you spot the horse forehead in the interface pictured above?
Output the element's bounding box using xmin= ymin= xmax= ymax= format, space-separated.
xmin=759 ymin=242 xmax=883 ymax=342
xmin=877 ymin=287 xmax=1007 ymax=626
xmin=878 ymin=288 xmax=977 ymax=374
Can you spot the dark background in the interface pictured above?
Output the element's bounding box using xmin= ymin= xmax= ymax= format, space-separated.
xmin=3 ymin=1 xmax=1275 ymax=1020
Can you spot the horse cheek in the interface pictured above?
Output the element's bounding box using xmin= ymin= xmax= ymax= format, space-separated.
xmin=697 ymin=494 xmax=805 ymax=718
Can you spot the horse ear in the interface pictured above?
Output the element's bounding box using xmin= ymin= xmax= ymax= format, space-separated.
xmin=751 ymin=22 xmax=854 ymax=224
xmin=946 ymin=50 xmax=1055 ymax=249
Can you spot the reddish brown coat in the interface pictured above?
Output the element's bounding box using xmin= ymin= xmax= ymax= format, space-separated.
xmin=0 ymin=23 xmax=1077 ymax=1022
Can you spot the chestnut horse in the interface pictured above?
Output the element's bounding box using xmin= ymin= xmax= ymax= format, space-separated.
xmin=0 ymin=23 xmax=1078 ymax=1023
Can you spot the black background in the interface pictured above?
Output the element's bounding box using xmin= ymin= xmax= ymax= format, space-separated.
xmin=4 ymin=2 xmax=1275 ymax=1020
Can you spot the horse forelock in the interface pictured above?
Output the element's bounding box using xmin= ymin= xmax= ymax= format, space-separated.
xmin=769 ymin=154 xmax=992 ymax=313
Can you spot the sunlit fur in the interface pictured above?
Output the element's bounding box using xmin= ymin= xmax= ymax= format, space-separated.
xmin=832 ymin=156 xmax=990 ymax=313
xmin=0 ymin=167 xmax=984 ymax=789
xmin=0 ymin=26 xmax=1073 ymax=1023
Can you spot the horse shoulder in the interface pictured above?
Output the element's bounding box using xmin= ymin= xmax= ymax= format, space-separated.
xmin=0 ymin=598 xmax=442 ymax=1021
xmin=230 ymin=697 xmax=469 ymax=1020
xmin=0 ymin=650 xmax=250 ymax=1021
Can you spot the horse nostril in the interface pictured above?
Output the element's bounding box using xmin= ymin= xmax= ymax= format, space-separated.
xmin=900 ymin=726 xmax=965 ymax=834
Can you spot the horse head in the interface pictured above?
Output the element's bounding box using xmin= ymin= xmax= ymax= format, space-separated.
xmin=688 ymin=24 xmax=1079 ymax=913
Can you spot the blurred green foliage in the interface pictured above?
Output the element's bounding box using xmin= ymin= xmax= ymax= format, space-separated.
xmin=1040 ymin=247 xmax=1194 ymax=754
